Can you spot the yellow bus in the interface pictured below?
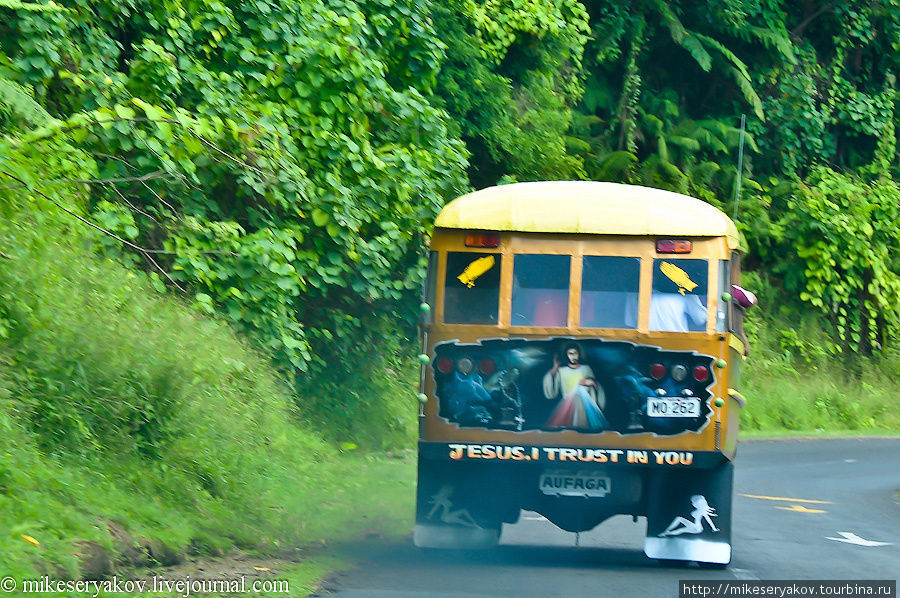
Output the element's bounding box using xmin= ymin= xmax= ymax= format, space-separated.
xmin=414 ymin=181 xmax=750 ymax=567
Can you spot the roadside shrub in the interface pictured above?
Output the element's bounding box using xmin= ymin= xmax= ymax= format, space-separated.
xmin=0 ymin=207 xmax=342 ymax=573
xmin=741 ymin=299 xmax=899 ymax=432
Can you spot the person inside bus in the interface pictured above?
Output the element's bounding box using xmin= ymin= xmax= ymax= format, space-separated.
xmin=542 ymin=343 xmax=609 ymax=430
xmin=649 ymin=260 xmax=708 ymax=332
xmin=649 ymin=292 xmax=708 ymax=332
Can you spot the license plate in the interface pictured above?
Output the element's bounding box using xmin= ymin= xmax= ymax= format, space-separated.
xmin=646 ymin=397 xmax=700 ymax=417
xmin=539 ymin=471 xmax=611 ymax=497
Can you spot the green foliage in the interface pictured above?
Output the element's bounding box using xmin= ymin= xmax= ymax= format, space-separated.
xmin=0 ymin=199 xmax=418 ymax=578
xmin=0 ymin=0 xmax=897 ymax=455
xmin=778 ymin=168 xmax=900 ymax=356
xmin=0 ymin=77 xmax=54 ymax=131
xmin=741 ymin=299 xmax=900 ymax=432
xmin=569 ymin=0 xmax=900 ymax=359
xmin=0 ymin=206 xmax=302 ymax=569
xmin=1 ymin=0 xmax=470 ymax=379
xmin=432 ymin=0 xmax=589 ymax=185
xmin=2 ymin=209 xmax=299 ymax=460
xmin=295 ymin=317 xmax=418 ymax=448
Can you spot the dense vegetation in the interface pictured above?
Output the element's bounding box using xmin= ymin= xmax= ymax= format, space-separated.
xmin=0 ymin=0 xmax=898 ymax=584
xmin=0 ymin=201 xmax=417 ymax=582
xmin=573 ymin=1 xmax=900 ymax=359
xmin=3 ymin=0 xmax=898 ymax=397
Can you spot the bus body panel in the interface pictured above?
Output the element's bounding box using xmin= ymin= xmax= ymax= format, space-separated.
xmin=416 ymin=185 xmax=745 ymax=566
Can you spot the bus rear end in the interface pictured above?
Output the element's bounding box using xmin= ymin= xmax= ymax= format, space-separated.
xmin=414 ymin=182 xmax=746 ymax=567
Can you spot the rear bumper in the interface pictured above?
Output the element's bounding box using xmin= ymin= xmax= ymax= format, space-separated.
xmin=416 ymin=442 xmax=734 ymax=564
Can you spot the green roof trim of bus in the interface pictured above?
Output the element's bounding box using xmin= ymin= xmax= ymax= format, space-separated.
xmin=435 ymin=181 xmax=743 ymax=251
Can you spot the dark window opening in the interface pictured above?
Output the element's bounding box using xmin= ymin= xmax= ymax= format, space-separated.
xmin=443 ymin=252 xmax=502 ymax=325
xmin=580 ymin=256 xmax=640 ymax=329
xmin=511 ymin=254 xmax=570 ymax=327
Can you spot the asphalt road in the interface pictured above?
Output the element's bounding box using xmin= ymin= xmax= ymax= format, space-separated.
xmin=323 ymin=438 xmax=899 ymax=598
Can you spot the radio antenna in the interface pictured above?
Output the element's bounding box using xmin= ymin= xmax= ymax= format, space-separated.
xmin=732 ymin=114 xmax=746 ymax=222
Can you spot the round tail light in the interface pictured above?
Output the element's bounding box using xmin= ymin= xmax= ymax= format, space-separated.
xmin=650 ymin=363 xmax=666 ymax=380
xmin=693 ymin=365 xmax=710 ymax=381
xmin=671 ymin=364 xmax=688 ymax=382
xmin=478 ymin=357 xmax=496 ymax=375
xmin=436 ymin=357 xmax=454 ymax=374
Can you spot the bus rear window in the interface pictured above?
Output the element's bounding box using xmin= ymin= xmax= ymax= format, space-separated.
xmin=511 ymin=254 xmax=570 ymax=327
xmin=650 ymin=258 xmax=708 ymax=332
xmin=443 ymin=252 xmax=501 ymax=325
xmin=580 ymin=256 xmax=639 ymax=329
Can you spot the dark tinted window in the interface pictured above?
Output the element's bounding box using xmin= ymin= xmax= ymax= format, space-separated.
xmin=580 ymin=256 xmax=639 ymax=329
xmin=443 ymin=252 xmax=501 ymax=324
xmin=650 ymin=259 xmax=708 ymax=332
xmin=511 ymin=254 xmax=570 ymax=326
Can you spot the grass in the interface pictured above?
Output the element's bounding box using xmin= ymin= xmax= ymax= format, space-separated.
xmin=740 ymin=429 xmax=900 ymax=440
xmin=741 ymin=358 xmax=900 ymax=433
xmin=0 ymin=204 xmax=419 ymax=594
xmin=738 ymin=276 xmax=900 ymax=434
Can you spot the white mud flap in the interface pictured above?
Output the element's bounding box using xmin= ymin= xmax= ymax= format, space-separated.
xmin=644 ymin=460 xmax=733 ymax=565
xmin=414 ymin=471 xmax=502 ymax=549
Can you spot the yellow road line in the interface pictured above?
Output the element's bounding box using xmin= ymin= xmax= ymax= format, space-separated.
xmin=740 ymin=493 xmax=834 ymax=505
xmin=775 ymin=505 xmax=827 ymax=514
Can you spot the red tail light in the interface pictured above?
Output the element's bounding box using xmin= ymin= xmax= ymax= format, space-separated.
xmin=656 ymin=239 xmax=693 ymax=254
xmin=650 ymin=363 xmax=666 ymax=380
xmin=478 ymin=357 xmax=496 ymax=375
xmin=436 ymin=357 xmax=454 ymax=374
xmin=693 ymin=365 xmax=710 ymax=381
xmin=464 ymin=232 xmax=501 ymax=248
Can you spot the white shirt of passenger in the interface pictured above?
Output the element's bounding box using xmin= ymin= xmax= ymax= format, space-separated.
xmin=649 ymin=293 xmax=708 ymax=332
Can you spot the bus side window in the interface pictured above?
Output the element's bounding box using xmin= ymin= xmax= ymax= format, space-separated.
xmin=443 ymin=252 xmax=502 ymax=325
xmin=580 ymin=256 xmax=640 ymax=329
xmin=511 ymin=254 xmax=570 ymax=327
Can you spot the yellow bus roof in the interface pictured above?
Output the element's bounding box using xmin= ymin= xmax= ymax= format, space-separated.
xmin=435 ymin=181 xmax=742 ymax=250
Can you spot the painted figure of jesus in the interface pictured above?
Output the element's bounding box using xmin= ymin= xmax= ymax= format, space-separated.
xmin=543 ymin=343 xmax=608 ymax=431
